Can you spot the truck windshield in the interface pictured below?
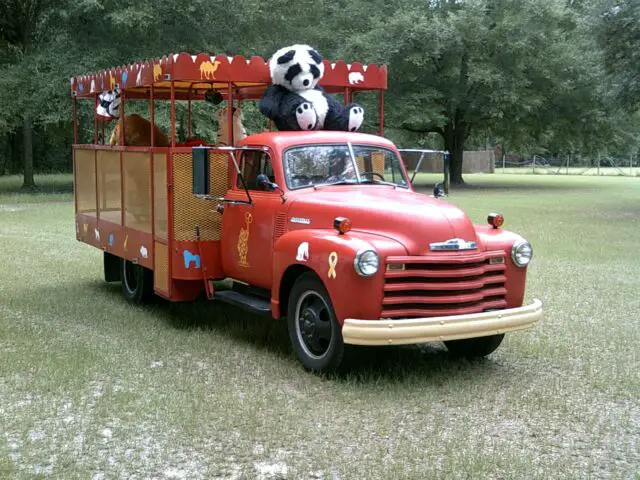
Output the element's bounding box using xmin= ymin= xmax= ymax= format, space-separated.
xmin=284 ymin=144 xmax=409 ymax=190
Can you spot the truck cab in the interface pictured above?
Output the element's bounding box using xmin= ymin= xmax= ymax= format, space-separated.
xmin=196 ymin=130 xmax=542 ymax=371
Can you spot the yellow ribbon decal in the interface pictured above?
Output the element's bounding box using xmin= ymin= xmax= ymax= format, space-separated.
xmin=328 ymin=252 xmax=338 ymax=279
xmin=124 ymin=234 xmax=128 ymax=250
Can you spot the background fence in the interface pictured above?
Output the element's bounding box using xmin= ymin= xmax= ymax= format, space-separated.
xmin=403 ymin=149 xmax=639 ymax=177
xmin=496 ymin=154 xmax=639 ymax=176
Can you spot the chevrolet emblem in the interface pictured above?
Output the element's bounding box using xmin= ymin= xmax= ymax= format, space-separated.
xmin=429 ymin=238 xmax=477 ymax=251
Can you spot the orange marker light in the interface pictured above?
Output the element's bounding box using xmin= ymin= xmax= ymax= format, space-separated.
xmin=488 ymin=213 xmax=504 ymax=229
xmin=334 ymin=217 xmax=352 ymax=235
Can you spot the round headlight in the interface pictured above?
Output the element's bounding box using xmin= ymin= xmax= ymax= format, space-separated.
xmin=354 ymin=250 xmax=379 ymax=277
xmin=511 ymin=239 xmax=533 ymax=267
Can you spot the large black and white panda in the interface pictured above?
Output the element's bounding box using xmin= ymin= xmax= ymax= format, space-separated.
xmin=259 ymin=44 xmax=364 ymax=132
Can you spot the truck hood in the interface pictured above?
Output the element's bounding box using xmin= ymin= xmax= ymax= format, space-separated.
xmin=286 ymin=186 xmax=479 ymax=256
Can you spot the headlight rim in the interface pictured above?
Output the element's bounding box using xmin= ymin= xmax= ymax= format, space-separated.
xmin=511 ymin=238 xmax=533 ymax=268
xmin=353 ymin=249 xmax=380 ymax=277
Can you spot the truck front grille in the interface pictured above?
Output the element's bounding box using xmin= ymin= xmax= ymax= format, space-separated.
xmin=382 ymin=252 xmax=507 ymax=318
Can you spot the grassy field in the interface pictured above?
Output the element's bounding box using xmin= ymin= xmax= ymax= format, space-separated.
xmin=0 ymin=174 xmax=638 ymax=479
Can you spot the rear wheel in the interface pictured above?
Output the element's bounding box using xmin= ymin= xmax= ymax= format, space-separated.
xmin=121 ymin=259 xmax=154 ymax=304
xmin=444 ymin=334 xmax=505 ymax=358
xmin=287 ymin=273 xmax=344 ymax=372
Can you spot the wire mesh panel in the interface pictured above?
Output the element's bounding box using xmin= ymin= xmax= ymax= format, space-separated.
xmin=172 ymin=151 xmax=228 ymax=241
xmin=154 ymin=241 xmax=169 ymax=293
xmin=153 ymin=153 xmax=168 ymax=241
xmin=75 ymin=148 xmax=97 ymax=215
xmin=124 ymin=152 xmax=152 ymax=233
xmin=96 ymin=150 xmax=122 ymax=224
xmin=371 ymin=151 xmax=385 ymax=175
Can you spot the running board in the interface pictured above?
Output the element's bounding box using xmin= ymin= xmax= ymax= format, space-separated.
xmin=214 ymin=290 xmax=272 ymax=317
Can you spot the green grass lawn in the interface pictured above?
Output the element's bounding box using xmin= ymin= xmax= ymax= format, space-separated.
xmin=1 ymin=174 xmax=638 ymax=479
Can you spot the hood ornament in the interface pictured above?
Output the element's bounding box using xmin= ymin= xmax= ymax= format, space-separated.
xmin=430 ymin=238 xmax=477 ymax=251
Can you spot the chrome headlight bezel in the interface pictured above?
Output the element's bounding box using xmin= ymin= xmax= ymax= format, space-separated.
xmin=354 ymin=249 xmax=379 ymax=277
xmin=511 ymin=238 xmax=533 ymax=267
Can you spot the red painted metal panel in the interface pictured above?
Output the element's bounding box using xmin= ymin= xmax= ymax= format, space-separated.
xmin=70 ymin=53 xmax=388 ymax=98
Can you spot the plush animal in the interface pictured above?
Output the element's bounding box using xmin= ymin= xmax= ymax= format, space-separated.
xmin=109 ymin=114 xmax=170 ymax=146
xmin=96 ymin=88 xmax=121 ymax=119
xmin=259 ymin=44 xmax=364 ymax=132
xmin=216 ymin=106 xmax=248 ymax=145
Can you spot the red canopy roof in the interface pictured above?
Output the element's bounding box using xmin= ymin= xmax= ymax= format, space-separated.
xmin=70 ymin=52 xmax=387 ymax=100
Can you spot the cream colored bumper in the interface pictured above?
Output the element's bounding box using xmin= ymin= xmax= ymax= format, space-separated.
xmin=342 ymin=299 xmax=543 ymax=346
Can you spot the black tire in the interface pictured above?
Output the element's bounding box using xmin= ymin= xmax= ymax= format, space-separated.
xmin=444 ymin=334 xmax=505 ymax=358
xmin=287 ymin=273 xmax=344 ymax=372
xmin=121 ymin=259 xmax=154 ymax=304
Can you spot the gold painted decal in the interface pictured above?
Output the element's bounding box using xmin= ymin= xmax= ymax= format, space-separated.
xmin=200 ymin=60 xmax=221 ymax=80
xmin=124 ymin=233 xmax=129 ymax=251
xmin=237 ymin=212 xmax=252 ymax=267
xmin=153 ymin=64 xmax=162 ymax=82
xmin=328 ymin=252 xmax=338 ymax=279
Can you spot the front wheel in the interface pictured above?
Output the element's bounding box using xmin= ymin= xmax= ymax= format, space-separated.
xmin=444 ymin=334 xmax=505 ymax=358
xmin=287 ymin=273 xmax=344 ymax=373
xmin=121 ymin=259 xmax=154 ymax=304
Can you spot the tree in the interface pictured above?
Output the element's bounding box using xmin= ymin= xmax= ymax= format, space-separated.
xmin=598 ymin=0 xmax=640 ymax=111
xmin=337 ymin=0 xmax=607 ymax=183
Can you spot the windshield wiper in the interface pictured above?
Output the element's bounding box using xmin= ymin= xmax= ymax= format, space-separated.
xmin=359 ymin=179 xmax=397 ymax=187
xmin=314 ymin=180 xmax=358 ymax=189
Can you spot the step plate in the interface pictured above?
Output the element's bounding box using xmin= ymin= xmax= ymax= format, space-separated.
xmin=214 ymin=290 xmax=272 ymax=316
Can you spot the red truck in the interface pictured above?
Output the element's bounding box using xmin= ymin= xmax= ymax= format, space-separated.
xmin=71 ymin=53 xmax=542 ymax=372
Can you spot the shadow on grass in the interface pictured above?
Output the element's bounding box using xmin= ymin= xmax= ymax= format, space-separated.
xmin=412 ymin=175 xmax=604 ymax=195
xmin=0 ymin=174 xmax=74 ymax=195
xmin=92 ymin=281 xmax=503 ymax=383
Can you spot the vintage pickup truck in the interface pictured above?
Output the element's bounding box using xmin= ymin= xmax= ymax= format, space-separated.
xmin=71 ymin=52 xmax=542 ymax=372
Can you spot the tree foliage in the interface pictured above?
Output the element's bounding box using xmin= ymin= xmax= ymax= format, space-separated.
xmin=0 ymin=0 xmax=637 ymax=183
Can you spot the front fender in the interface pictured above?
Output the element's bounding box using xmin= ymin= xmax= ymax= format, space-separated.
xmin=476 ymin=225 xmax=530 ymax=307
xmin=272 ymin=229 xmax=407 ymax=323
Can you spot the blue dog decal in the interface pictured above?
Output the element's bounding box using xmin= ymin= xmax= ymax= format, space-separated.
xmin=183 ymin=250 xmax=201 ymax=269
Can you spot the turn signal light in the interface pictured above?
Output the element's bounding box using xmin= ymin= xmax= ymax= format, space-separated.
xmin=488 ymin=213 xmax=504 ymax=229
xmin=334 ymin=217 xmax=352 ymax=235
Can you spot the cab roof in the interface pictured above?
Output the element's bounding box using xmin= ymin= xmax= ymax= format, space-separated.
xmin=239 ymin=130 xmax=397 ymax=153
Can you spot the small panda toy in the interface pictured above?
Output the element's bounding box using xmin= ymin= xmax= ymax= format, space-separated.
xmin=96 ymin=88 xmax=121 ymax=119
xmin=259 ymin=44 xmax=364 ymax=132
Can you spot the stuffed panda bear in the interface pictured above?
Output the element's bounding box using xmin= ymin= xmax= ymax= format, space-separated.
xmin=259 ymin=44 xmax=364 ymax=132
xmin=96 ymin=88 xmax=121 ymax=119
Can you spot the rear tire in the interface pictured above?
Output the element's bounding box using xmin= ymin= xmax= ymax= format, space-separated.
xmin=121 ymin=259 xmax=154 ymax=304
xmin=287 ymin=273 xmax=344 ymax=373
xmin=444 ymin=334 xmax=505 ymax=358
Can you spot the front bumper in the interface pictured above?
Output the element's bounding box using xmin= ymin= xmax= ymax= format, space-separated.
xmin=342 ymin=299 xmax=543 ymax=346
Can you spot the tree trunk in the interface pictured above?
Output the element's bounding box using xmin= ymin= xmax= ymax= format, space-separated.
xmin=443 ymin=120 xmax=467 ymax=185
xmin=22 ymin=116 xmax=36 ymax=189
xmin=10 ymin=130 xmax=21 ymax=174
xmin=0 ymin=133 xmax=8 ymax=176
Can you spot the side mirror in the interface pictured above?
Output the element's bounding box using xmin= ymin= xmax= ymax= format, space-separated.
xmin=192 ymin=146 xmax=211 ymax=195
xmin=256 ymin=173 xmax=274 ymax=191
xmin=257 ymin=173 xmax=286 ymax=203
xmin=433 ymin=182 xmax=445 ymax=199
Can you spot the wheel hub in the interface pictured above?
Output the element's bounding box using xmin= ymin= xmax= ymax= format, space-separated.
xmin=301 ymin=309 xmax=318 ymax=338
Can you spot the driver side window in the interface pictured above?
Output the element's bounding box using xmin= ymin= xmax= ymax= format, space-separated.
xmin=237 ymin=151 xmax=274 ymax=191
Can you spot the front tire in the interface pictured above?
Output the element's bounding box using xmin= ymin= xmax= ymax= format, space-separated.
xmin=121 ymin=259 xmax=154 ymax=304
xmin=444 ymin=334 xmax=505 ymax=358
xmin=287 ymin=273 xmax=344 ymax=372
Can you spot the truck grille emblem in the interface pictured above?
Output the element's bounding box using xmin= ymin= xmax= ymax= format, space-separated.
xmin=429 ymin=238 xmax=477 ymax=251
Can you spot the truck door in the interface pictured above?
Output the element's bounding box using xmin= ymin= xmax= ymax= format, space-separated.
xmin=221 ymin=150 xmax=282 ymax=289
